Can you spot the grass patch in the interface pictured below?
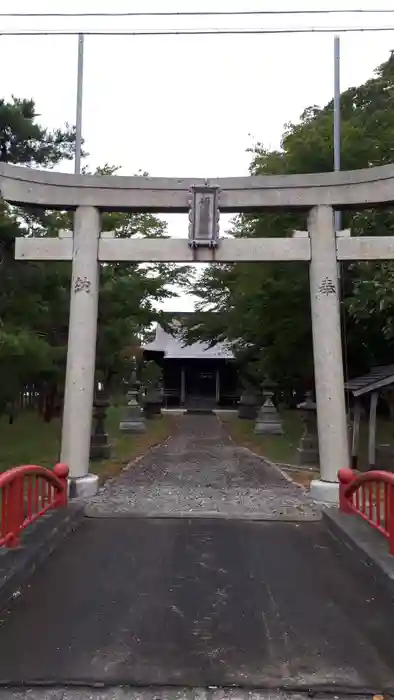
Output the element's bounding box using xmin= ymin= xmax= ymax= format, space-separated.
xmin=223 ymin=411 xmax=303 ymax=466
xmin=91 ymin=409 xmax=174 ymax=485
xmin=222 ymin=410 xmax=394 ymax=488
xmin=222 ymin=412 xmax=318 ymax=487
xmin=0 ymin=411 xmax=61 ymax=472
xmin=0 ymin=407 xmax=174 ymax=482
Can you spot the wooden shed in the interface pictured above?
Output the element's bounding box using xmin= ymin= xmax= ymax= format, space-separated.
xmin=345 ymin=365 xmax=394 ymax=471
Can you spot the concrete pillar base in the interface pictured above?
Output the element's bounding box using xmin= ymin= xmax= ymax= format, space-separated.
xmin=309 ymin=479 xmax=339 ymax=505
xmin=69 ymin=474 xmax=99 ymax=499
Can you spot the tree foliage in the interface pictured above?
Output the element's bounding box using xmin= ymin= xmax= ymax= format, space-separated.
xmin=0 ymin=97 xmax=77 ymax=166
xmin=0 ymin=97 xmax=189 ymax=418
xmin=185 ymin=51 xmax=394 ymax=389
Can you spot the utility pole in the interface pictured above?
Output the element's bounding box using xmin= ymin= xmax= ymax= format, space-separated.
xmin=75 ymin=33 xmax=84 ymax=174
xmin=333 ymin=35 xmax=341 ymax=233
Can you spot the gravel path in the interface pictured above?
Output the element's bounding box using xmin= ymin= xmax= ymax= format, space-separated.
xmin=0 ymin=691 xmax=370 ymax=700
xmin=86 ymin=414 xmax=320 ymax=520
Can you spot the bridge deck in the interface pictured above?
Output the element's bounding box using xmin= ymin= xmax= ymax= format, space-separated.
xmin=0 ymin=516 xmax=393 ymax=692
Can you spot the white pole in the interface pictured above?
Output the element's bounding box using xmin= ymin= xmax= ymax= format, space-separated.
xmin=75 ymin=34 xmax=84 ymax=175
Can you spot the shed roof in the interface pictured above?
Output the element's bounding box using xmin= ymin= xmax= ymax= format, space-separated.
xmin=142 ymin=322 xmax=234 ymax=361
xmin=345 ymin=365 xmax=394 ymax=397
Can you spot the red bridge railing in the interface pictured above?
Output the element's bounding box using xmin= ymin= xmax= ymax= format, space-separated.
xmin=338 ymin=467 xmax=394 ymax=554
xmin=0 ymin=463 xmax=69 ymax=548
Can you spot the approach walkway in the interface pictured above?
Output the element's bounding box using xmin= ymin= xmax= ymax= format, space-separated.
xmin=86 ymin=414 xmax=320 ymax=519
xmin=0 ymin=415 xmax=393 ymax=696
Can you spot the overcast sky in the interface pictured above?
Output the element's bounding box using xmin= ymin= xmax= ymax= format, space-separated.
xmin=3 ymin=0 xmax=394 ymax=310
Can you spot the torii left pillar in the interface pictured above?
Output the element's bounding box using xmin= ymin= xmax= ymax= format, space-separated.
xmin=61 ymin=206 xmax=100 ymax=497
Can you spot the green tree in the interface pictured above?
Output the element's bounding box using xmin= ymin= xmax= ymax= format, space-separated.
xmin=0 ymin=97 xmax=76 ymax=165
xmin=0 ymin=98 xmax=191 ymax=419
xmin=0 ymin=97 xmax=78 ymax=418
xmin=185 ymin=51 xmax=394 ymax=389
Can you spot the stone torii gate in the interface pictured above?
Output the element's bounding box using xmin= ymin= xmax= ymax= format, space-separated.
xmin=3 ymin=162 xmax=394 ymax=503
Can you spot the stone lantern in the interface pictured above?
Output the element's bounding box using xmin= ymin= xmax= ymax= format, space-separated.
xmin=90 ymin=384 xmax=111 ymax=461
xmin=119 ymin=370 xmax=146 ymax=433
xmin=141 ymin=361 xmax=163 ymax=419
xmin=254 ymin=379 xmax=284 ymax=435
xmin=296 ymin=391 xmax=319 ymax=468
xmin=238 ymin=380 xmax=261 ymax=420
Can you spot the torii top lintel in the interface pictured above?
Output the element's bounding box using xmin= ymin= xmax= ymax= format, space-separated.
xmin=1 ymin=162 xmax=394 ymax=212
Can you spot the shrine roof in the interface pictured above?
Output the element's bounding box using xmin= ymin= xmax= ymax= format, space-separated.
xmin=142 ymin=320 xmax=234 ymax=361
xmin=345 ymin=365 xmax=394 ymax=397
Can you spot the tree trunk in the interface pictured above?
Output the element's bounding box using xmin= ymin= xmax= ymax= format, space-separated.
xmin=43 ymin=383 xmax=57 ymax=423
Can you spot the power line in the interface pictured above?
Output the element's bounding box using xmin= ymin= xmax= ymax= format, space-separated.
xmin=0 ymin=27 xmax=393 ymax=36
xmin=0 ymin=9 xmax=393 ymax=18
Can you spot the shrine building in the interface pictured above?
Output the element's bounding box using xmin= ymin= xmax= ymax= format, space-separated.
xmin=142 ymin=315 xmax=240 ymax=410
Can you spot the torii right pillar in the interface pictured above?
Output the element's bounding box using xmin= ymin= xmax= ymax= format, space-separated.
xmin=308 ymin=205 xmax=349 ymax=503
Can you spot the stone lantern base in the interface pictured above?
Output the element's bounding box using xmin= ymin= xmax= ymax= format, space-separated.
xmin=297 ymin=392 xmax=319 ymax=469
xmin=90 ymin=390 xmax=111 ymax=461
xmin=238 ymin=391 xmax=260 ymax=420
xmin=119 ymin=416 xmax=146 ymax=433
xmin=296 ymin=439 xmax=320 ymax=469
xmin=119 ymin=390 xmax=146 ymax=433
